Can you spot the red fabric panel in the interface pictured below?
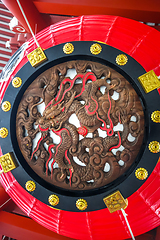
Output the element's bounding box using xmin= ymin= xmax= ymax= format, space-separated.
xmin=0 ymin=15 xmax=160 ymax=240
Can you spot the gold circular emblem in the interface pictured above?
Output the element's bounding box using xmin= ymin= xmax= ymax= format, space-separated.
xmin=25 ymin=181 xmax=36 ymax=192
xmin=1 ymin=101 xmax=11 ymax=112
xmin=76 ymin=199 xmax=88 ymax=211
xmin=12 ymin=77 xmax=22 ymax=88
xmin=0 ymin=127 xmax=8 ymax=138
xmin=63 ymin=43 xmax=74 ymax=54
xmin=151 ymin=111 xmax=160 ymax=123
xmin=48 ymin=194 xmax=59 ymax=206
xmin=116 ymin=54 xmax=128 ymax=65
xmin=90 ymin=43 xmax=102 ymax=55
xmin=148 ymin=141 xmax=160 ymax=153
xmin=135 ymin=168 xmax=148 ymax=180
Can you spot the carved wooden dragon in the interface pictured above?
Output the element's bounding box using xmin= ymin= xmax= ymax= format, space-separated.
xmin=16 ymin=61 xmax=144 ymax=190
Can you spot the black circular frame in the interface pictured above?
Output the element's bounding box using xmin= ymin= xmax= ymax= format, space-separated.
xmin=0 ymin=41 xmax=160 ymax=212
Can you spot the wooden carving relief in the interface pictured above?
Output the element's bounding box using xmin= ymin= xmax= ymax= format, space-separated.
xmin=16 ymin=60 xmax=144 ymax=190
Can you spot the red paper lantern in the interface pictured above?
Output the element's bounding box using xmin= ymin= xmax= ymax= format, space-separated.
xmin=1 ymin=15 xmax=160 ymax=240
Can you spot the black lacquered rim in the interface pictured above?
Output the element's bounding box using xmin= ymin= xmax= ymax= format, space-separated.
xmin=0 ymin=41 xmax=160 ymax=211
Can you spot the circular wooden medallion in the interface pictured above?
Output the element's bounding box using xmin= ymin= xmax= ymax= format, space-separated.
xmin=16 ymin=60 xmax=144 ymax=191
xmin=1 ymin=41 xmax=159 ymax=211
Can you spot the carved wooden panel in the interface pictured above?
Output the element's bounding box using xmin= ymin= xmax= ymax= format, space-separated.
xmin=16 ymin=60 xmax=144 ymax=190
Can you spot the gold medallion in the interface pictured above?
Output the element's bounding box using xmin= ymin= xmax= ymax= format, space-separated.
xmin=138 ymin=70 xmax=160 ymax=93
xmin=63 ymin=43 xmax=74 ymax=54
xmin=90 ymin=43 xmax=102 ymax=55
xmin=48 ymin=194 xmax=59 ymax=206
xmin=27 ymin=47 xmax=47 ymax=67
xmin=12 ymin=77 xmax=22 ymax=88
xmin=135 ymin=168 xmax=148 ymax=180
xmin=103 ymin=191 xmax=128 ymax=213
xmin=76 ymin=199 xmax=87 ymax=211
xmin=25 ymin=181 xmax=36 ymax=192
xmin=149 ymin=141 xmax=160 ymax=153
xmin=0 ymin=153 xmax=17 ymax=173
xmin=116 ymin=54 xmax=128 ymax=65
xmin=151 ymin=111 xmax=160 ymax=123
xmin=1 ymin=101 xmax=11 ymax=112
xmin=0 ymin=127 xmax=8 ymax=138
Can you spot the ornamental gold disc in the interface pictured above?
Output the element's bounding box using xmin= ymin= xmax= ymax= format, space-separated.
xmin=48 ymin=194 xmax=59 ymax=206
xmin=135 ymin=168 xmax=148 ymax=180
xmin=151 ymin=111 xmax=160 ymax=123
xmin=63 ymin=43 xmax=74 ymax=54
xmin=148 ymin=141 xmax=160 ymax=153
xmin=0 ymin=127 xmax=8 ymax=138
xmin=76 ymin=199 xmax=87 ymax=211
xmin=25 ymin=180 xmax=36 ymax=192
xmin=1 ymin=101 xmax=11 ymax=112
xmin=116 ymin=54 xmax=128 ymax=65
xmin=12 ymin=77 xmax=22 ymax=88
xmin=90 ymin=43 xmax=102 ymax=55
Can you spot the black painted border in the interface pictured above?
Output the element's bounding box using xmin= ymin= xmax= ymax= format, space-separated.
xmin=0 ymin=41 xmax=160 ymax=212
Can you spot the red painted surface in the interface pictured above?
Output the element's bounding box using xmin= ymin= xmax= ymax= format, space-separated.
xmin=0 ymin=8 xmax=12 ymax=18
xmin=0 ymin=14 xmax=10 ymax=23
xmin=0 ymin=2 xmax=14 ymax=73
xmin=2 ymin=0 xmax=47 ymax=33
xmin=11 ymin=20 xmax=27 ymax=33
xmin=0 ymin=211 xmax=72 ymax=240
xmin=0 ymin=15 xmax=160 ymax=240
xmin=156 ymin=226 xmax=160 ymax=240
xmin=2 ymin=0 xmax=160 ymax=36
xmin=0 ymin=185 xmax=10 ymax=211
xmin=33 ymin=0 xmax=160 ymax=23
